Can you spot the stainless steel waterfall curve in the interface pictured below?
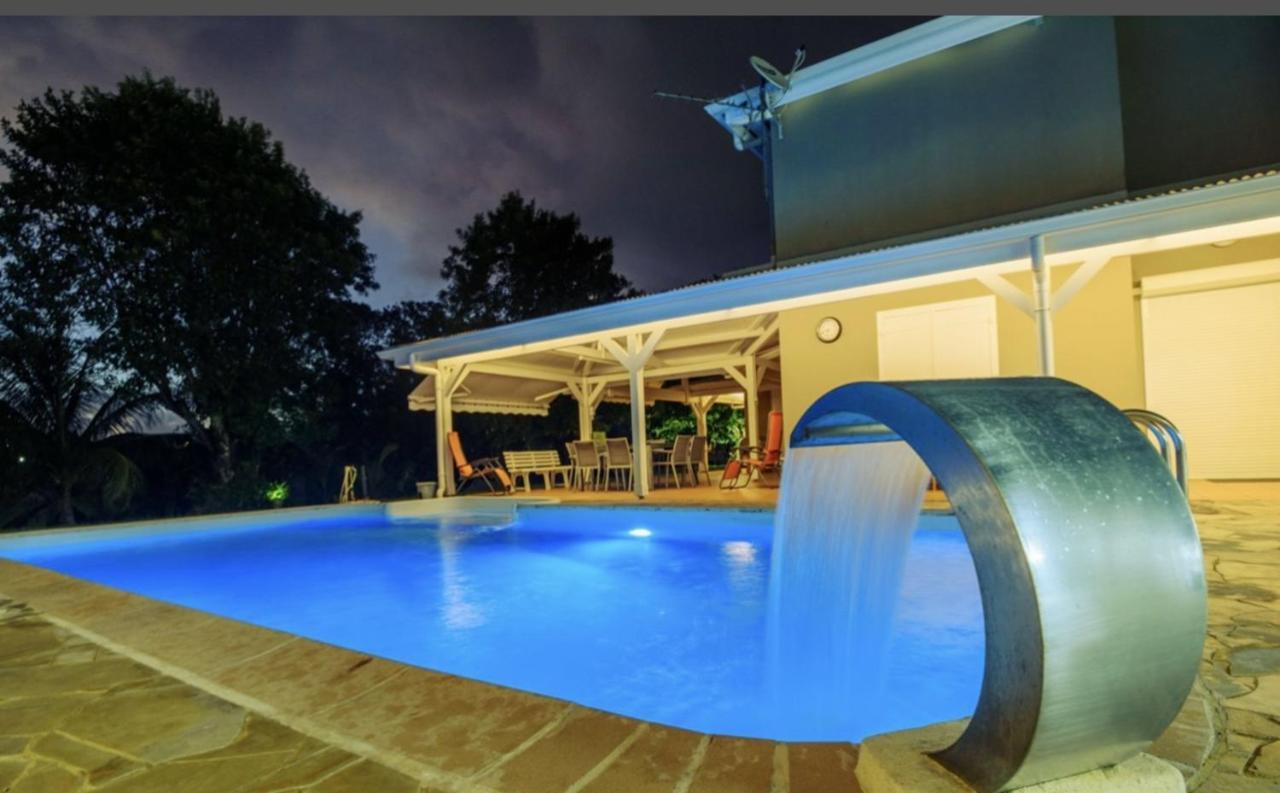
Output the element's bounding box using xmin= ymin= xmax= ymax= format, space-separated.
xmin=790 ymin=378 xmax=1206 ymax=792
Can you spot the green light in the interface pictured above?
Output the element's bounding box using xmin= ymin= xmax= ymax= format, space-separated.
xmin=264 ymin=481 xmax=289 ymax=505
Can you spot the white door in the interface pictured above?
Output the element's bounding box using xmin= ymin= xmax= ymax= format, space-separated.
xmin=1142 ymin=263 xmax=1280 ymax=479
xmin=877 ymin=296 xmax=999 ymax=381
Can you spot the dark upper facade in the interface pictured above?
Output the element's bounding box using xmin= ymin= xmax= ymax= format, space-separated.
xmin=709 ymin=16 xmax=1280 ymax=267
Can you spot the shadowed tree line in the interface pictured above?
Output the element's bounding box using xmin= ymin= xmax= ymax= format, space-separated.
xmin=0 ymin=74 xmax=739 ymax=529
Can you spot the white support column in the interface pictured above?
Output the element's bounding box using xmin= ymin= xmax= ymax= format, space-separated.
xmin=578 ymin=397 xmax=593 ymax=441
xmin=745 ymin=357 xmax=759 ymax=453
xmin=435 ymin=363 xmax=469 ymax=496
xmin=979 ymin=247 xmax=1110 ymax=379
xmin=1030 ymin=235 xmax=1054 ymax=376
xmin=567 ymin=380 xmax=596 ymax=441
xmin=690 ymin=396 xmax=713 ymax=438
xmin=432 ymin=370 xmax=449 ymax=498
xmin=587 ymin=381 xmax=607 ymax=441
xmin=629 ymin=364 xmax=649 ymax=496
xmin=438 ymin=366 xmax=457 ymax=495
xmin=602 ymin=330 xmax=664 ymax=498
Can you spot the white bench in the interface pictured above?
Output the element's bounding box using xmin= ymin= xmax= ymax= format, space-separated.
xmin=502 ymin=450 xmax=572 ymax=492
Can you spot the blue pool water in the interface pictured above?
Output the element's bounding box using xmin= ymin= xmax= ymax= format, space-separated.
xmin=0 ymin=506 xmax=983 ymax=741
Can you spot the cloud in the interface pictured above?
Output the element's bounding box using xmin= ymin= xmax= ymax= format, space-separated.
xmin=0 ymin=16 xmax=921 ymax=305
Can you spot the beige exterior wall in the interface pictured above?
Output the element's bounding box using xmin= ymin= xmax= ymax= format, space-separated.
xmin=1129 ymin=233 xmax=1280 ymax=281
xmin=776 ymin=256 xmax=1144 ymax=442
xmin=776 ymin=233 xmax=1280 ymax=444
xmin=1052 ymin=256 xmax=1144 ymax=409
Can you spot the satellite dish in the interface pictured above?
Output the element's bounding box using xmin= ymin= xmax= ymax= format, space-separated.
xmin=749 ymin=55 xmax=791 ymax=91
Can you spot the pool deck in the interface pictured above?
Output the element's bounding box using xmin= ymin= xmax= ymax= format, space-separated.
xmin=481 ymin=478 xmax=1272 ymax=510
xmin=476 ymin=480 xmax=958 ymax=511
xmin=0 ymin=485 xmax=1276 ymax=792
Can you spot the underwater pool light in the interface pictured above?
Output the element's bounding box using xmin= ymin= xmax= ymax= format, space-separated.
xmin=628 ymin=528 xmax=653 ymax=538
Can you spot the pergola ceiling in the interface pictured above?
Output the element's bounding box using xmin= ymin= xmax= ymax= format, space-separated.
xmin=408 ymin=311 xmax=781 ymax=416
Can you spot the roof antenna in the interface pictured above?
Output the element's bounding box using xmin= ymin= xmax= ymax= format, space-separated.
xmin=653 ymin=45 xmax=806 ymax=148
xmin=748 ymin=46 xmax=806 ymax=140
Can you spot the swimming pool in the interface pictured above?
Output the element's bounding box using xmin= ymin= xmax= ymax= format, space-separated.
xmin=0 ymin=505 xmax=983 ymax=742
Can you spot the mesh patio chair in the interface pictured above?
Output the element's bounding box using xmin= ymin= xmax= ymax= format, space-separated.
xmin=566 ymin=441 xmax=580 ymax=489
xmin=605 ymin=437 xmax=633 ymax=490
xmin=573 ymin=440 xmax=603 ymax=490
xmin=656 ymin=435 xmax=693 ymax=488
xmin=688 ymin=435 xmax=711 ymax=486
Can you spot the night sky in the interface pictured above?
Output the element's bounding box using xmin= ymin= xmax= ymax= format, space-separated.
xmin=0 ymin=16 xmax=920 ymax=306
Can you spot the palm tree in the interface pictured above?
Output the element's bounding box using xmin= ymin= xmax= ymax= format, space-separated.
xmin=0 ymin=321 xmax=154 ymax=528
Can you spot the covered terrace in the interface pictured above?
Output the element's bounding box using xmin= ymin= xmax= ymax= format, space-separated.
xmin=393 ymin=312 xmax=782 ymax=497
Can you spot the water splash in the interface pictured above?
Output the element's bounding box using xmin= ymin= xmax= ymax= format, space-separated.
xmin=767 ymin=441 xmax=930 ymax=739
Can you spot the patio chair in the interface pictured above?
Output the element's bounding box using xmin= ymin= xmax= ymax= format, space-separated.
xmin=687 ymin=435 xmax=711 ymax=486
xmin=721 ymin=457 xmax=747 ymax=488
xmin=655 ymin=435 xmax=693 ymax=488
xmin=739 ymin=411 xmax=784 ymax=488
xmin=447 ymin=431 xmax=513 ymax=494
xmin=565 ymin=441 xmax=581 ymax=489
xmin=573 ymin=440 xmax=603 ymax=490
xmin=604 ymin=437 xmax=633 ymax=490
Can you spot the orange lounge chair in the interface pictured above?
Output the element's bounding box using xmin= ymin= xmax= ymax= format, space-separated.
xmin=725 ymin=411 xmax=784 ymax=488
xmin=718 ymin=456 xmax=746 ymax=489
xmin=447 ymin=431 xmax=513 ymax=494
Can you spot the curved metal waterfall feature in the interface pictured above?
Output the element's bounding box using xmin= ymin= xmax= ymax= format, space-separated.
xmin=790 ymin=378 xmax=1206 ymax=792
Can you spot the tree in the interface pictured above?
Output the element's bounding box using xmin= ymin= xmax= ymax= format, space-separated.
xmin=438 ymin=192 xmax=639 ymax=330
xmin=0 ymin=75 xmax=377 ymax=498
xmin=424 ymin=193 xmax=642 ymax=461
xmin=0 ymin=332 xmax=149 ymax=527
xmin=0 ymin=262 xmax=152 ymax=527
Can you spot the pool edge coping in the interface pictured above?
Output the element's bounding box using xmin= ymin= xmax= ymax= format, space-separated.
xmin=0 ymin=559 xmax=865 ymax=793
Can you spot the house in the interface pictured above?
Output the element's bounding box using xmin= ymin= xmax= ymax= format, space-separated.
xmin=380 ymin=15 xmax=1280 ymax=496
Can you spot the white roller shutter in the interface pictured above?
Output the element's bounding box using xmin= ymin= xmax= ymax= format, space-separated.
xmin=877 ymin=296 xmax=999 ymax=381
xmin=1141 ymin=261 xmax=1280 ymax=479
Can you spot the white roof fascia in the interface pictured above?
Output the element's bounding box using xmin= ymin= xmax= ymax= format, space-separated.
xmin=378 ymin=173 xmax=1280 ymax=368
xmin=704 ymin=15 xmax=1039 ymax=134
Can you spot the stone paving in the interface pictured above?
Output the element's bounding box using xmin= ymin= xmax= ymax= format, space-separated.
xmin=0 ymin=493 xmax=1276 ymax=792
xmin=1187 ymin=496 xmax=1280 ymax=792
xmin=0 ymin=599 xmax=425 ymax=792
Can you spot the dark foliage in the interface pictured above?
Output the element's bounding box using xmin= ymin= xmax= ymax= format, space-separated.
xmin=438 ymin=191 xmax=639 ymax=332
xmin=0 ymin=74 xmax=376 ymax=503
xmin=0 ymin=75 xmax=718 ymax=530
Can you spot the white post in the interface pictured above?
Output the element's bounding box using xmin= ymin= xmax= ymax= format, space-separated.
xmin=436 ymin=365 xmax=458 ymax=496
xmin=432 ymin=369 xmax=449 ymax=498
xmin=568 ymin=380 xmax=596 ymax=441
xmin=602 ymin=330 xmax=664 ymax=498
xmin=1031 ymin=235 xmax=1054 ymax=377
xmin=437 ymin=363 xmax=470 ymax=496
xmin=578 ymin=400 xmax=593 ymax=441
xmin=691 ymin=397 xmax=711 ymax=437
xmin=629 ymin=363 xmax=649 ymax=497
xmin=745 ymin=357 xmax=760 ymax=454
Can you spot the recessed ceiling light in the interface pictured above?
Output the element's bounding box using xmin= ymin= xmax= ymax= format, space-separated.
xmin=1211 ymin=239 xmax=1238 ymax=248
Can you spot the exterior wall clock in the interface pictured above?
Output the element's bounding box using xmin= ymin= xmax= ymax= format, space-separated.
xmin=816 ymin=316 xmax=842 ymax=343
